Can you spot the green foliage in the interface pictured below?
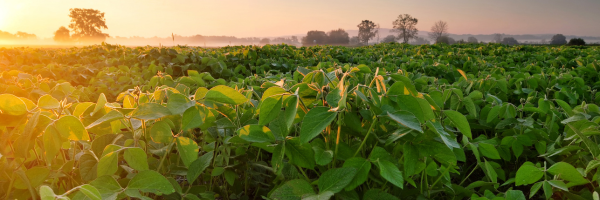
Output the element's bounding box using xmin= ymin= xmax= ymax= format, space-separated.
xmin=2 ymin=42 xmax=600 ymax=199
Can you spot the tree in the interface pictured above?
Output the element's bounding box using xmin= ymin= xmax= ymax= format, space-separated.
xmin=349 ymin=36 xmax=360 ymax=45
xmin=327 ymin=29 xmax=350 ymax=45
xmin=467 ymin=36 xmax=478 ymax=43
xmin=568 ymin=38 xmax=586 ymax=46
xmin=501 ymin=37 xmax=519 ymax=45
xmin=302 ymin=30 xmax=328 ymax=46
xmin=493 ymin=33 xmax=504 ymax=43
xmin=290 ymin=36 xmax=299 ymax=44
xmin=391 ymin=14 xmax=419 ymax=44
xmin=53 ymin=26 xmax=71 ymax=43
xmin=550 ymin=34 xmax=567 ymax=45
xmin=436 ymin=36 xmax=455 ymax=45
xmin=68 ymin=8 xmax=109 ymax=43
xmin=15 ymin=32 xmax=37 ymax=39
xmin=428 ymin=20 xmax=448 ymax=42
xmin=259 ymin=38 xmax=270 ymax=45
xmin=357 ymin=20 xmax=377 ymax=45
xmin=375 ymin=23 xmax=381 ymax=43
xmin=381 ymin=35 xmax=397 ymax=43
xmin=410 ymin=37 xmax=431 ymax=45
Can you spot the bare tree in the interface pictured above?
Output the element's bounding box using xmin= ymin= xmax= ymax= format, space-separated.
xmin=357 ymin=20 xmax=377 ymax=45
xmin=428 ymin=20 xmax=448 ymax=42
xmin=391 ymin=14 xmax=419 ymax=44
xmin=493 ymin=33 xmax=503 ymax=43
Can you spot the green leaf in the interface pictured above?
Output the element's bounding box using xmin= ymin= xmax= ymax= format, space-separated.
xmin=124 ymin=148 xmax=149 ymax=171
xmin=194 ymin=87 xmax=209 ymax=100
xmin=548 ymin=180 xmax=568 ymax=191
xmin=487 ymin=105 xmax=501 ymax=123
xmin=318 ymin=167 xmax=357 ymax=193
xmin=547 ymin=162 xmax=588 ymax=185
xmin=427 ymin=121 xmax=460 ymax=149
xmin=363 ymin=189 xmax=400 ymax=200
xmin=272 ymin=142 xmax=285 ymax=172
xmin=97 ymin=151 xmax=119 ymax=177
xmin=284 ymin=95 xmax=299 ymax=131
xmin=14 ymin=167 xmax=50 ymax=189
xmin=261 ymin=86 xmax=288 ymax=101
xmin=205 ymin=85 xmax=248 ymax=105
xmin=39 ymin=185 xmax=56 ymax=200
xmin=128 ymin=170 xmax=175 ymax=195
xmin=478 ymin=143 xmax=500 ymax=160
xmin=259 ymin=96 xmax=283 ymax=126
xmin=395 ymin=95 xmax=425 ymax=123
xmin=403 ymin=143 xmax=418 ymax=176
xmin=313 ymin=146 xmax=333 ymax=166
xmin=131 ymin=103 xmax=172 ymax=120
xmin=515 ymin=164 xmax=544 ymax=186
xmin=150 ymin=120 xmax=173 ymax=144
xmin=37 ymin=94 xmax=60 ymax=110
xmin=224 ymin=170 xmax=236 ymax=186
xmin=484 ymin=160 xmax=497 ymax=183
xmin=378 ymin=160 xmax=404 ymax=189
xmin=567 ymin=123 xmax=600 ymax=158
xmin=443 ymin=110 xmax=472 ymax=139
xmin=187 ymin=152 xmax=213 ymax=184
xmin=0 ymin=94 xmax=28 ymax=116
xmin=43 ymin=126 xmax=63 ymax=162
xmin=530 ymin=181 xmax=543 ymax=199
xmin=237 ymin=125 xmax=276 ymax=143
xmin=342 ymin=157 xmax=371 ymax=191
xmin=299 ymin=107 xmax=337 ymax=143
xmin=505 ymin=190 xmax=526 ymax=200
xmin=386 ymin=111 xmax=422 ymax=133
xmin=303 ymin=191 xmax=335 ymax=200
xmin=182 ymin=106 xmax=205 ymax=131
xmin=80 ymin=184 xmax=102 ymax=200
xmin=80 ymin=153 xmax=99 ymax=182
xmin=285 ymin=138 xmax=316 ymax=169
xmin=555 ymin=99 xmax=573 ymax=116
xmin=86 ymin=110 xmax=124 ymax=129
xmin=92 ymin=93 xmax=107 ymax=116
xmin=176 ymin=137 xmax=199 ymax=168
xmin=167 ymin=93 xmax=195 ymax=115
xmin=90 ymin=176 xmax=122 ymax=200
xmin=55 ymin=115 xmax=90 ymax=141
xmin=269 ymin=179 xmax=315 ymax=200
xmin=463 ymin=97 xmax=478 ymax=117
xmin=543 ymin=181 xmax=553 ymax=199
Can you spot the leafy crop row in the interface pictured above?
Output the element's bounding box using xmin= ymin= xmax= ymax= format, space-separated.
xmin=1 ymin=43 xmax=600 ymax=200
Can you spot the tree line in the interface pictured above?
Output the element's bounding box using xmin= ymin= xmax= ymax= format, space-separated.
xmin=46 ymin=8 xmax=593 ymax=46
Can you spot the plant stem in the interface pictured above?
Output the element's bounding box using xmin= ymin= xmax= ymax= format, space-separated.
xmin=157 ymin=141 xmax=174 ymax=173
xmin=334 ymin=113 xmax=343 ymax=166
xmin=459 ymin=163 xmax=479 ymax=186
xmin=353 ymin=117 xmax=378 ymax=157
xmin=430 ymin=165 xmax=452 ymax=190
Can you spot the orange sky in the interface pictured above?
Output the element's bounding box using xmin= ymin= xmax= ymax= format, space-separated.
xmin=1 ymin=0 xmax=599 ymax=38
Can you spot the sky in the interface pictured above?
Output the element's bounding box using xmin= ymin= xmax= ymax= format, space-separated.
xmin=1 ymin=0 xmax=600 ymax=39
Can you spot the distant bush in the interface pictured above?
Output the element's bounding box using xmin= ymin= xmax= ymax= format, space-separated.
xmin=568 ymin=38 xmax=586 ymax=46
xmin=436 ymin=36 xmax=455 ymax=44
xmin=501 ymin=37 xmax=519 ymax=45
xmin=259 ymin=38 xmax=270 ymax=45
xmin=381 ymin=35 xmax=397 ymax=43
xmin=550 ymin=34 xmax=567 ymax=45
